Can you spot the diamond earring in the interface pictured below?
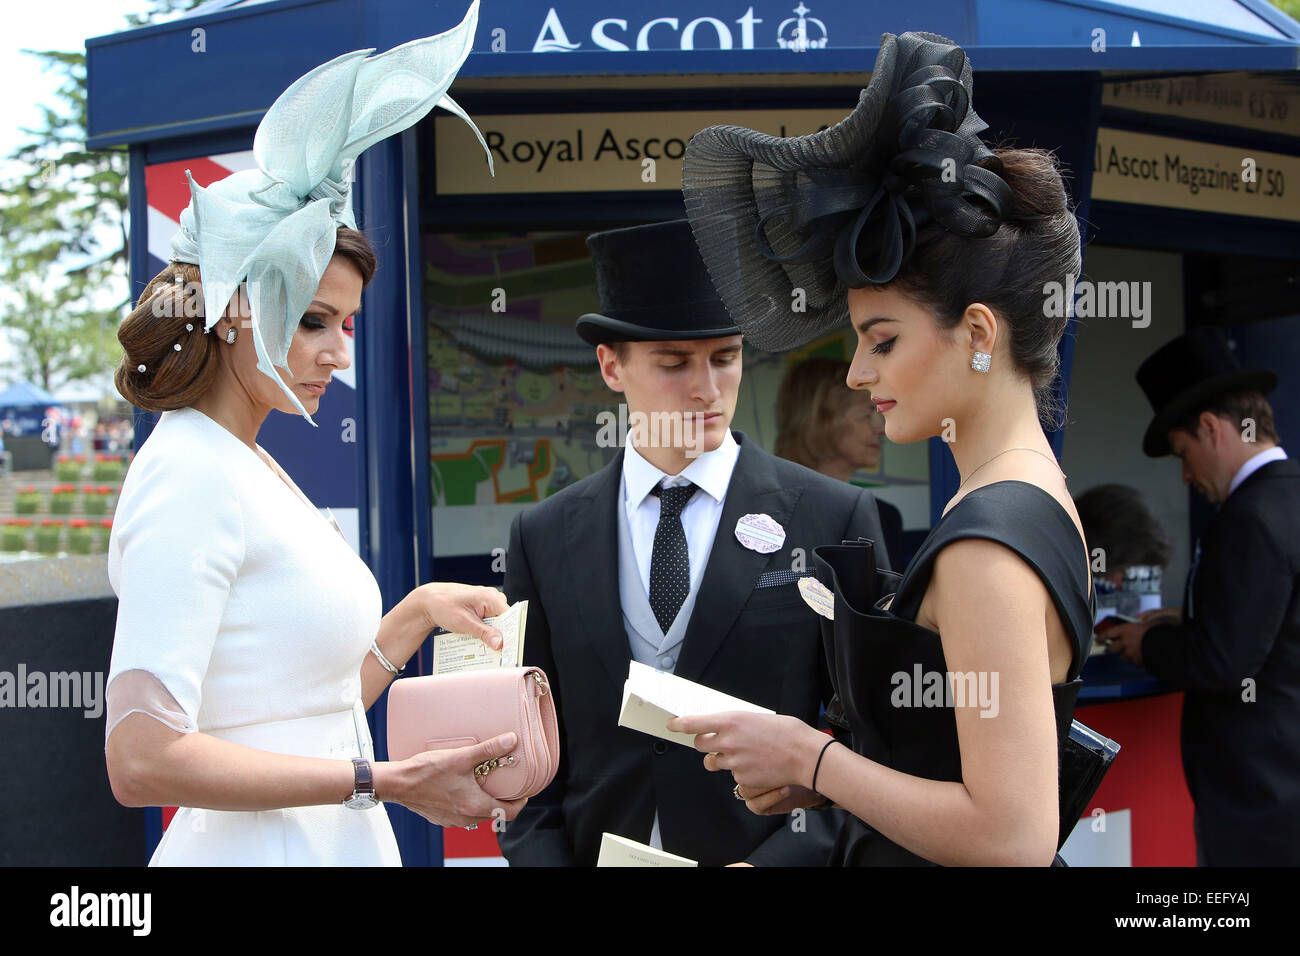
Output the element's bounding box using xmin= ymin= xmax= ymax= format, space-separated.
xmin=971 ymin=350 xmax=991 ymax=373
xmin=226 ymin=328 xmax=237 ymax=345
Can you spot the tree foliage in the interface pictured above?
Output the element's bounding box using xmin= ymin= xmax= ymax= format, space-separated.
xmin=0 ymin=0 xmax=202 ymax=393
xmin=0 ymin=49 xmax=126 ymax=392
xmin=1271 ymin=0 xmax=1300 ymax=21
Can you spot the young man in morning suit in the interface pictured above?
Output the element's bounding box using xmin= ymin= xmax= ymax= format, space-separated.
xmin=1103 ymin=326 xmax=1300 ymax=865
xmin=497 ymin=219 xmax=891 ymax=866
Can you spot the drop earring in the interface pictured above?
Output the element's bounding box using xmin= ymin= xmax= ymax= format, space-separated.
xmin=971 ymin=350 xmax=991 ymax=373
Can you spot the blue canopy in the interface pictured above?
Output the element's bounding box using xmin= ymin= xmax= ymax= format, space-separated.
xmin=86 ymin=0 xmax=1300 ymax=147
xmin=0 ymin=381 xmax=58 ymax=408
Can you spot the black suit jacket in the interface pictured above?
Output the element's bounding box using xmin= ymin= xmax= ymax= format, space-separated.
xmin=875 ymin=498 xmax=905 ymax=569
xmin=497 ymin=431 xmax=888 ymax=866
xmin=1142 ymin=456 xmax=1300 ymax=865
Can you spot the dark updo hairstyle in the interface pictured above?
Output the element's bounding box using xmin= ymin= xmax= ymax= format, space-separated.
xmin=885 ymin=147 xmax=1081 ymax=429
xmin=115 ymin=227 xmax=377 ymax=412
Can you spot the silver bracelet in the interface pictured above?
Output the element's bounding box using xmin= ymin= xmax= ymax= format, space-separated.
xmin=370 ymin=639 xmax=404 ymax=676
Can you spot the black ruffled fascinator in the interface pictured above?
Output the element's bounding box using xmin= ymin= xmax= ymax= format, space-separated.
xmin=681 ymin=31 xmax=1011 ymax=352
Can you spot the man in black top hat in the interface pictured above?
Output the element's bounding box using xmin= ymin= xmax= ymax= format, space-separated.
xmin=1103 ymin=326 xmax=1299 ymax=865
xmin=496 ymin=219 xmax=890 ymax=866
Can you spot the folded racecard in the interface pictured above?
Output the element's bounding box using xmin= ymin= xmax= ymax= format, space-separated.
xmin=430 ymin=600 xmax=528 ymax=674
xmin=617 ymin=660 xmax=773 ymax=747
xmin=597 ymin=832 xmax=698 ymax=868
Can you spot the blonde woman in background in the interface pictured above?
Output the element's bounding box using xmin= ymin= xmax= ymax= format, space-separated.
xmin=776 ymin=357 xmax=903 ymax=565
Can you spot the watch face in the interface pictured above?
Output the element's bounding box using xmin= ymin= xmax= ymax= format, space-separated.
xmin=345 ymin=795 xmax=378 ymax=810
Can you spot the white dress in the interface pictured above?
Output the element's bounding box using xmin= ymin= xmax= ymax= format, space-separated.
xmin=105 ymin=405 xmax=401 ymax=866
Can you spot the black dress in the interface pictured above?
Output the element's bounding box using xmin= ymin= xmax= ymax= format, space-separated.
xmin=812 ymin=480 xmax=1095 ymax=866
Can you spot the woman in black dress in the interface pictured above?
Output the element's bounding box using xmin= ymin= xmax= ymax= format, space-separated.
xmin=669 ymin=32 xmax=1094 ymax=865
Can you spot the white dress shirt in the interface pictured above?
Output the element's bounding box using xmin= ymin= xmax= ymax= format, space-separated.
xmin=619 ymin=429 xmax=741 ymax=854
xmin=620 ymin=428 xmax=741 ymax=599
xmin=1228 ymin=446 xmax=1287 ymax=497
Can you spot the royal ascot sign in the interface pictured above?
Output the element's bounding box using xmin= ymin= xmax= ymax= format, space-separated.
xmin=1091 ymin=127 xmax=1300 ymax=223
xmin=528 ymin=3 xmax=830 ymax=54
xmin=435 ymin=110 xmax=846 ymax=194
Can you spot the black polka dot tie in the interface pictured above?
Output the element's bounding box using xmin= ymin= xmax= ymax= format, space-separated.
xmin=649 ymin=482 xmax=697 ymax=634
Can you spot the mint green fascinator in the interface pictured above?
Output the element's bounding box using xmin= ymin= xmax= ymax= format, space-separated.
xmin=168 ymin=0 xmax=493 ymax=426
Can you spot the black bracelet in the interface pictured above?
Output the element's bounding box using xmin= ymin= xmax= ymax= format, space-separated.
xmin=811 ymin=737 xmax=841 ymax=796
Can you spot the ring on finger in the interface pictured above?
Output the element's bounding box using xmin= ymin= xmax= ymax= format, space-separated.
xmin=733 ymin=783 xmax=746 ymax=801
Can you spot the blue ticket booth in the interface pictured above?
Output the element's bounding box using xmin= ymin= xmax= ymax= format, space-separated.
xmin=87 ymin=0 xmax=1300 ymax=865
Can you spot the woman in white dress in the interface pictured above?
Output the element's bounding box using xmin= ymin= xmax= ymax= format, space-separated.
xmin=103 ymin=5 xmax=522 ymax=865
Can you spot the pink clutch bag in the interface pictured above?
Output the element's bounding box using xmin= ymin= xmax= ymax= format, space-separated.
xmin=386 ymin=666 xmax=560 ymax=801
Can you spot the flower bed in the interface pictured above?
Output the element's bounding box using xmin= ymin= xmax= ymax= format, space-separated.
xmin=67 ymin=519 xmax=98 ymax=554
xmin=34 ymin=519 xmax=64 ymax=555
xmin=92 ymin=453 xmax=125 ymax=482
xmin=55 ymin=455 xmax=87 ymax=481
xmin=49 ymin=484 xmax=79 ymax=515
xmin=81 ymin=484 xmax=116 ymax=516
xmin=14 ymin=486 xmax=41 ymax=515
xmin=1 ymin=518 xmax=32 ymax=552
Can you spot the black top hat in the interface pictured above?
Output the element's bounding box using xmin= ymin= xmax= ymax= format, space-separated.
xmin=575 ymin=219 xmax=742 ymax=347
xmin=1136 ymin=326 xmax=1277 ymax=458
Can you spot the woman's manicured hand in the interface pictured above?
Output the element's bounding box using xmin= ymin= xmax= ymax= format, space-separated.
xmin=665 ymin=711 xmax=827 ymax=793
xmin=733 ymin=783 xmax=828 ymax=816
xmin=378 ymin=732 xmax=527 ymax=828
xmin=413 ymin=582 xmax=508 ymax=650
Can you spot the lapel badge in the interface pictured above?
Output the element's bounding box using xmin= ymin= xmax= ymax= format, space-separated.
xmin=734 ymin=513 xmax=785 ymax=554
xmin=797 ymin=577 xmax=835 ymax=620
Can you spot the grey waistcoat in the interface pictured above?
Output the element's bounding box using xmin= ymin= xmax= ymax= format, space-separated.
xmin=617 ymin=492 xmax=719 ymax=674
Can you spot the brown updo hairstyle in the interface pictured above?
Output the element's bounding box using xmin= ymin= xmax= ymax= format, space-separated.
xmin=885 ymin=147 xmax=1082 ymax=429
xmin=115 ymin=226 xmax=377 ymax=411
xmin=775 ymin=357 xmax=853 ymax=469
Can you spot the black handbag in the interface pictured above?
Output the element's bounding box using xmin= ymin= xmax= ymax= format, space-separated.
xmin=1058 ymin=719 xmax=1122 ymax=848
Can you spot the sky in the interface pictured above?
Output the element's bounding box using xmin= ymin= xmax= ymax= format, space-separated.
xmin=0 ymin=2 xmax=164 ymax=398
xmin=3 ymin=2 xmax=159 ymax=166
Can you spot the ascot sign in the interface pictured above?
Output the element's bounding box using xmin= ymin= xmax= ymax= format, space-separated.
xmin=531 ymin=3 xmax=830 ymax=53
